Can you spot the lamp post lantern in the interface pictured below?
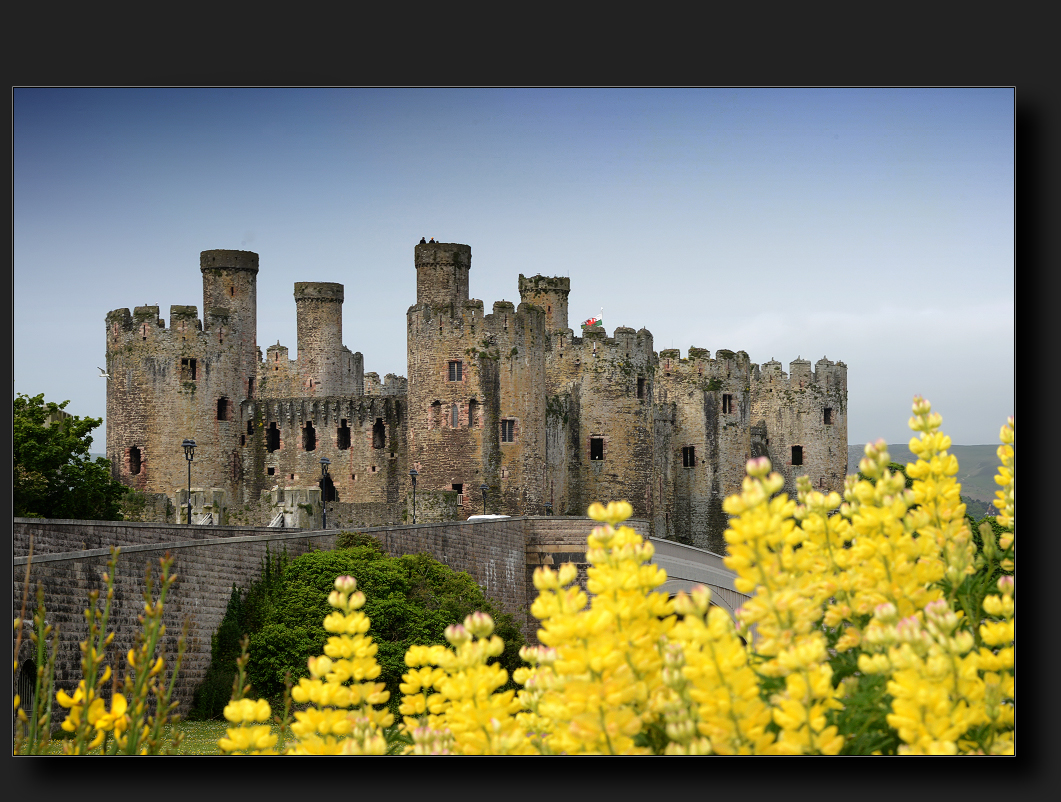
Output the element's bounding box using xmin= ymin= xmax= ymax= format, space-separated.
xmin=544 ymin=502 xmax=553 ymax=516
xmin=181 ymin=439 xmax=196 ymax=525
xmin=480 ymin=483 xmax=488 ymax=516
xmin=320 ymin=457 xmax=331 ymax=530
xmin=409 ymin=469 xmax=418 ymax=524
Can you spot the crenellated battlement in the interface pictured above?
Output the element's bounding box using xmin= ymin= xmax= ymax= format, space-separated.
xmin=751 ymin=355 xmax=847 ymax=393
xmin=657 ymin=346 xmax=753 ymax=387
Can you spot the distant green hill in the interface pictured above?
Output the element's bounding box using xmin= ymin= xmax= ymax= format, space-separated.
xmin=847 ymin=444 xmax=1002 ymax=503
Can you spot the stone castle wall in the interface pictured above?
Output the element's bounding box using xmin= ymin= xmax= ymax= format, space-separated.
xmin=104 ymin=241 xmax=847 ymax=553
xmin=18 ymin=516 xmax=690 ymax=722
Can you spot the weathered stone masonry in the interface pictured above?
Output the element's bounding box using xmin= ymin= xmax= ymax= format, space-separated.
xmin=105 ymin=241 xmax=847 ymax=550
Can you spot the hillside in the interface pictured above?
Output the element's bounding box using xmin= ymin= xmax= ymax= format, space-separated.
xmin=847 ymin=444 xmax=1002 ymax=502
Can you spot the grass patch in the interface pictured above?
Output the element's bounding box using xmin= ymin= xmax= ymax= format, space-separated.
xmin=38 ymin=719 xmax=290 ymax=755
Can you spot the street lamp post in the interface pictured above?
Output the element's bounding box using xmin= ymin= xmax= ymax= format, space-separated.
xmin=320 ymin=457 xmax=330 ymax=530
xmin=182 ymin=439 xmax=196 ymax=525
xmin=409 ymin=469 xmax=418 ymax=524
xmin=480 ymin=483 xmax=488 ymax=516
xmin=544 ymin=502 xmax=553 ymax=516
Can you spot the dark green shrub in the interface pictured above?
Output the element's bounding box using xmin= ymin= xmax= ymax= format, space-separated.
xmin=191 ymin=534 xmax=525 ymax=718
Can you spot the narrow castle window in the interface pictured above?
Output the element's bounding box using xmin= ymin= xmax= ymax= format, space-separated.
xmin=217 ymin=397 xmax=230 ymax=421
xmin=266 ymin=422 xmax=280 ymax=452
xmin=451 ymin=403 xmax=460 ymax=428
xmin=682 ymin=446 xmax=696 ymax=468
xmin=792 ymin=445 xmax=803 ymax=466
xmin=722 ymin=394 xmax=734 ymax=414
xmin=247 ymin=420 xmax=254 ymax=435
xmin=448 ymin=360 xmax=463 ymax=382
xmin=469 ymin=399 xmax=479 ymax=428
xmin=373 ymin=418 xmax=385 ymax=449
xmin=501 ymin=419 xmax=516 ymax=443
xmin=824 ymin=407 xmax=833 ymax=425
xmin=637 ymin=377 xmax=645 ymax=399
xmin=180 ymin=358 xmax=197 ymax=381
xmin=430 ymin=401 xmax=442 ymax=429
xmin=241 ymin=435 xmax=245 ymax=446
xmin=303 ymin=422 xmax=317 ymax=451
xmin=248 ymin=377 xmax=255 ymax=397
xmin=590 ymin=437 xmax=604 ymax=461
xmin=229 ymin=285 xmax=235 ymax=297
xmin=128 ymin=446 xmax=142 ymax=475
xmin=337 ymin=420 xmax=351 ymax=450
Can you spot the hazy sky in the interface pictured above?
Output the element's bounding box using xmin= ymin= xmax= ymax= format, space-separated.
xmin=13 ymin=88 xmax=1014 ymax=448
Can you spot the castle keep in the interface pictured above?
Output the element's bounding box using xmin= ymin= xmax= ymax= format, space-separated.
xmin=106 ymin=242 xmax=847 ymax=552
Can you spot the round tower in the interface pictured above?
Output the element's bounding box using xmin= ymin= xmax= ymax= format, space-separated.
xmin=518 ymin=274 xmax=570 ymax=333
xmin=200 ymin=249 xmax=259 ymax=393
xmin=294 ymin=282 xmax=345 ymax=395
xmin=415 ymin=242 xmax=471 ymax=307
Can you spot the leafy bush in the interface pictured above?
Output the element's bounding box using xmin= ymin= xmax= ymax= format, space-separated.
xmin=190 ymin=536 xmax=524 ymax=719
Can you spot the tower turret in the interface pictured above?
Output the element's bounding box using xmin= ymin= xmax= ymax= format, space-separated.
xmin=415 ymin=242 xmax=471 ymax=308
xmin=200 ymin=249 xmax=258 ymax=395
xmin=518 ymin=274 xmax=570 ymax=333
xmin=293 ymin=282 xmax=363 ymax=396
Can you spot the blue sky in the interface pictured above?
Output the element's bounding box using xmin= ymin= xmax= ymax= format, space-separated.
xmin=13 ymin=88 xmax=1014 ymax=448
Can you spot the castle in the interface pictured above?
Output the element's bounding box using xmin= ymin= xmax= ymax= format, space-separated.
xmin=105 ymin=242 xmax=847 ymax=552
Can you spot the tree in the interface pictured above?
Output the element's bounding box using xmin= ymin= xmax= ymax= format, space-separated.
xmin=13 ymin=393 xmax=128 ymax=520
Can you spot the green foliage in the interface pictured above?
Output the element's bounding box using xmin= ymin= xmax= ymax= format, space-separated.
xmin=191 ymin=536 xmax=525 ymax=718
xmin=857 ymin=461 xmax=913 ymax=489
xmin=335 ymin=531 xmax=385 ymax=552
xmin=13 ymin=393 xmax=129 ymax=520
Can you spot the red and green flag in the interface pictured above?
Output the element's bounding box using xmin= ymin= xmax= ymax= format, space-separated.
xmin=581 ymin=309 xmax=604 ymax=330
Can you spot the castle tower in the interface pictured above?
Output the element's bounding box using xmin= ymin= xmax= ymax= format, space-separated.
xmin=415 ymin=242 xmax=471 ymax=308
xmin=293 ymin=282 xmax=362 ymax=396
xmin=105 ymin=250 xmax=261 ymax=516
xmin=201 ymin=250 xmax=258 ymax=399
xmin=518 ymin=274 xmax=569 ymax=333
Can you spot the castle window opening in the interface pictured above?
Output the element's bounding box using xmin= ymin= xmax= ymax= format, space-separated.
xmin=682 ymin=446 xmax=696 ymax=468
xmin=722 ymin=394 xmax=734 ymax=414
xmin=128 ymin=446 xmax=142 ymax=475
xmin=337 ymin=420 xmax=351 ymax=450
xmin=241 ymin=435 xmax=245 ymax=446
xmin=180 ymin=358 xmax=197 ymax=381
xmin=637 ymin=377 xmax=645 ymax=399
xmin=248 ymin=377 xmax=255 ymax=396
xmin=501 ymin=419 xmax=516 ymax=443
xmin=247 ymin=420 xmax=254 ymax=435
xmin=792 ymin=445 xmax=804 ymax=466
xmin=824 ymin=407 xmax=833 ymax=425
xmin=352 ymin=473 xmax=357 ymax=481
xmin=373 ymin=418 xmax=386 ymax=449
xmin=371 ymin=466 xmax=378 ymax=473
xmin=266 ymin=422 xmax=280 ymax=452
xmin=217 ymin=397 xmax=231 ymax=421
xmin=430 ymin=401 xmax=442 ymax=429
xmin=229 ymin=285 xmax=235 ymax=297
xmin=267 ymin=466 xmax=275 ymax=476
xmin=303 ymin=421 xmax=317 ymax=451
xmin=590 ymin=437 xmax=604 ymax=461
xmin=451 ymin=403 xmax=459 ymax=428
xmin=468 ymin=399 xmax=479 ymax=428
xmin=448 ymin=360 xmax=463 ymax=382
